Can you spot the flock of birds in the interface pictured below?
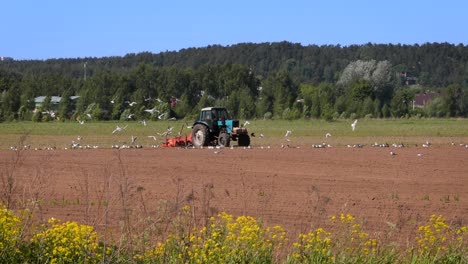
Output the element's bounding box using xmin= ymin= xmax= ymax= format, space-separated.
xmin=72 ymin=97 xmax=177 ymax=126
xmin=7 ymin=118 xmax=468 ymax=156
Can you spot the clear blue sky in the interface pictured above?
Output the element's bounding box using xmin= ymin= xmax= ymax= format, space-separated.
xmin=2 ymin=0 xmax=466 ymax=60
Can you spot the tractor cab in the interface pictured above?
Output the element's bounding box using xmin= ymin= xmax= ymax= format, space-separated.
xmin=198 ymin=107 xmax=235 ymax=132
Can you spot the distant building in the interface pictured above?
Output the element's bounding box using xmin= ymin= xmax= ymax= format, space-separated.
xmin=412 ymin=92 xmax=438 ymax=109
xmin=399 ymin=72 xmax=418 ymax=85
xmin=34 ymin=96 xmax=80 ymax=111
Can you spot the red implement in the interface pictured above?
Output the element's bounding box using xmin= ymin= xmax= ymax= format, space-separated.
xmin=161 ymin=133 xmax=193 ymax=147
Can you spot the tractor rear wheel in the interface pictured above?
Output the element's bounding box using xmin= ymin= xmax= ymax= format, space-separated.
xmin=218 ymin=133 xmax=230 ymax=147
xmin=238 ymin=134 xmax=250 ymax=147
xmin=192 ymin=124 xmax=209 ymax=147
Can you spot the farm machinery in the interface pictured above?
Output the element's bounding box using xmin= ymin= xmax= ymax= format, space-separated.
xmin=161 ymin=107 xmax=250 ymax=148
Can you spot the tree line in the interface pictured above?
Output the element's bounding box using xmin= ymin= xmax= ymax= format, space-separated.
xmin=0 ymin=42 xmax=467 ymax=122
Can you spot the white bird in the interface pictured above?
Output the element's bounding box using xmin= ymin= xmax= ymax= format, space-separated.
xmin=144 ymin=108 xmax=160 ymax=115
xmin=351 ymin=119 xmax=358 ymax=131
xmin=127 ymin=114 xmax=135 ymax=119
xmin=77 ymin=136 xmax=82 ymax=141
xmin=243 ymin=120 xmax=250 ymax=127
xmin=112 ymin=125 xmax=127 ymax=134
xmin=325 ymin=133 xmax=332 ymax=138
xmin=86 ymin=113 xmax=92 ymax=119
xmin=78 ymin=120 xmax=85 ymax=125
xmin=131 ymin=135 xmax=137 ymax=144
xmin=259 ymin=133 xmax=265 ymax=139
xmin=155 ymin=98 xmax=163 ymax=103
xmin=71 ymin=141 xmax=80 ymax=149
xmin=390 ymin=151 xmax=397 ymax=156
xmin=285 ymin=130 xmax=292 ymax=137
xmin=158 ymin=127 xmax=174 ymax=137
xmin=147 ymin=135 xmax=157 ymax=141
xmin=42 ymin=110 xmax=56 ymax=118
xmin=158 ymin=112 xmax=167 ymax=119
xmin=139 ymin=120 xmax=147 ymax=126
xmin=296 ymin=99 xmax=305 ymax=103
xmin=144 ymin=96 xmax=152 ymax=102
xmin=126 ymin=101 xmax=137 ymax=106
xmin=168 ymin=117 xmax=177 ymax=121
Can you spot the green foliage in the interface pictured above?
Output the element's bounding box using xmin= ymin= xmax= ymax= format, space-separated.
xmin=0 ymin=43 xmax=468 ymax=120
xmin=0 ymin=204 xmax=23 ymax=262
xmin=0 ymin=202 xmax=468 ymax=263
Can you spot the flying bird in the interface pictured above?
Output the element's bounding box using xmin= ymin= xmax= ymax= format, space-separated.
xmin=243 ymin=120 xmax=250 ymax=127
xmin=78 ymin=120 xmax=85 ymax=125
xmin=139 ymin=120 xmax=147 ymax=126
xmin=351 ymin=119 xmax=358 ymax=131
xmin=325 ymin=133 xmax=332 ymax=138
xmin=158 ymin=112 xmax=167 ymax=119
xmin=144 ymin=108 xmax=160 ymax=115
xmin=112 ymin=125 xmax=128 ymax=134
xmin=147 ymin=135 xmax=157 ymax=141
xmin=158 ymin=127 xmax=174 ymax=137
xmin=42 ymin=110 xmax=56 ymax=118
xmin=285 ymin=130 xmax=292 ymax=137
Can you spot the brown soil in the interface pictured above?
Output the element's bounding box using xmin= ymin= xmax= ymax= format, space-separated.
xmin=1 ymin=143 xmax=467 ymax=245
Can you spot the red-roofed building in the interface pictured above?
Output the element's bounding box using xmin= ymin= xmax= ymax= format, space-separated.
xmin=412 ymin=92 xmax=438 ymax=109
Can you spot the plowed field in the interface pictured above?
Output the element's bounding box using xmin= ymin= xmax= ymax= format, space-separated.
xmin=2 ymin=143 xmax=467 ymax=243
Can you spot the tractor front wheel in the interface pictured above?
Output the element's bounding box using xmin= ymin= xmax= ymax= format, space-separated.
xmin=192 ymin=124 xmax=209 ymax=148
xmin=238 ymin=134 xmax=250 ymax=147
xmin=218 ymin=133 xmax=230 ymax=147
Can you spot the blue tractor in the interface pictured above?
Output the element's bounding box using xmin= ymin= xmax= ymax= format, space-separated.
xmin=191 ymin=107 xmax=250 ymax=148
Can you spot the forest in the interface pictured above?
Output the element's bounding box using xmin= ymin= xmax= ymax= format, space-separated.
xmin=0 ymin=41 xmax=467 ymax=122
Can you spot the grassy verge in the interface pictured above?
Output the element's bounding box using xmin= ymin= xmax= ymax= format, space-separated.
xmin=0 ymin=118 xmax=467 ymax=149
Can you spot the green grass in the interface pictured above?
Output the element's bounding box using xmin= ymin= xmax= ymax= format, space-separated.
xmin=0 ymin=118 xmax=467 ymax=149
